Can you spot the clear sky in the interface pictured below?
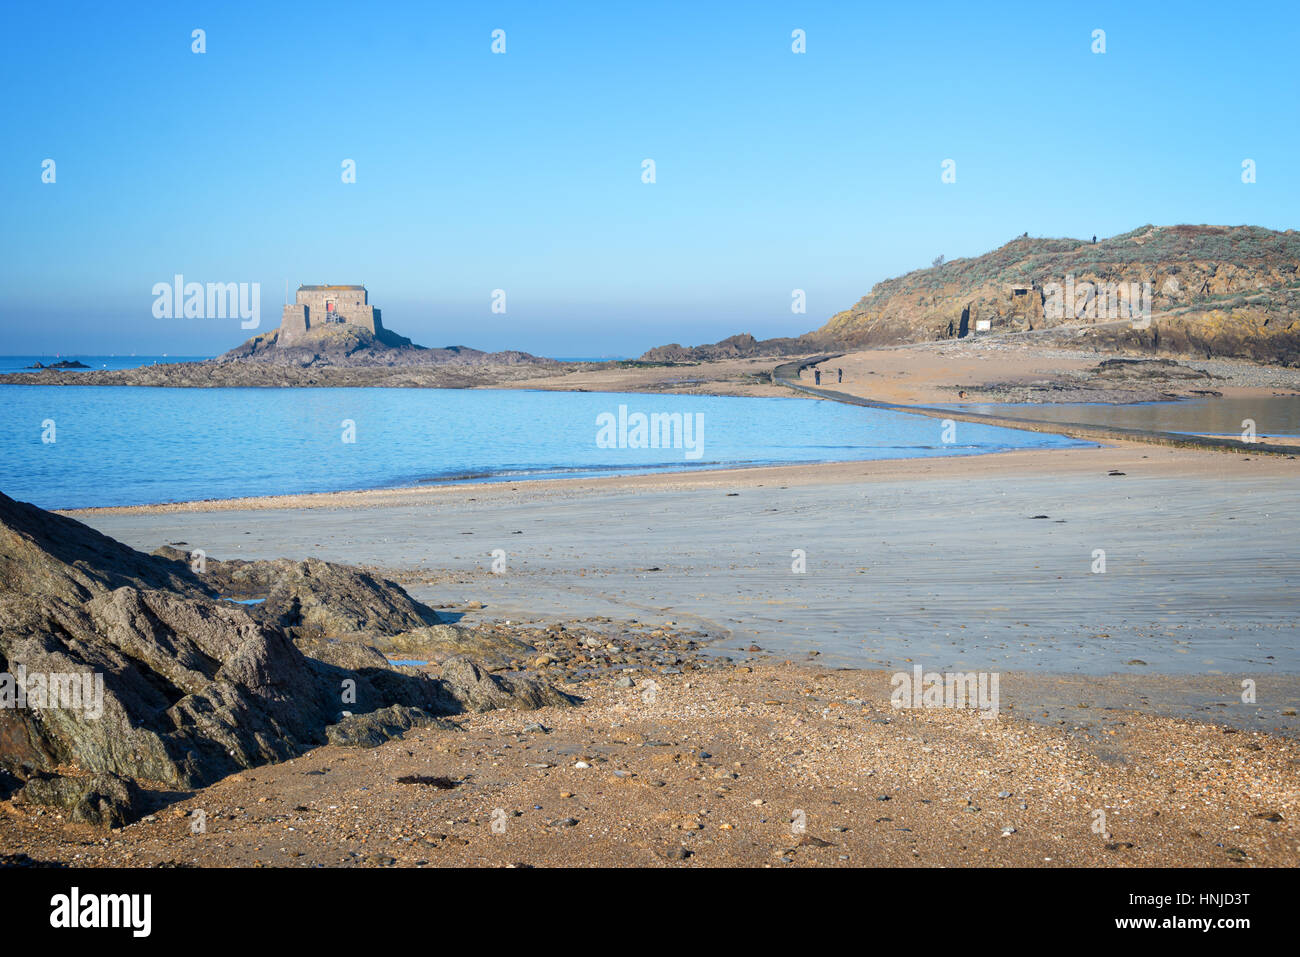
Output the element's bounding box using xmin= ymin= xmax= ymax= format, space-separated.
xmin=2 ymin=0 xmax=1297 ymax=357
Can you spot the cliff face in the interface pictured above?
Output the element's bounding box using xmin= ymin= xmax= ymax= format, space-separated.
xmin=818 ymin=225 xmax=1300 ymax=364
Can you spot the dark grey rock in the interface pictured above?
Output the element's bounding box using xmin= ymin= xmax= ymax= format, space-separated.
xmin=0 ymin=493 xmax=573 ymax=824
xmin=325 ymin=705 xmax=457 ymax=748
xmin=440 ymin=656 xmax=575 ymax=712
xmin=152 ymin=547 xmax=442 ymax=640
xmin=15 ymin=772 xmax=145 ymax=828
xmin=379 ymin=624 xmax=534 ymax=669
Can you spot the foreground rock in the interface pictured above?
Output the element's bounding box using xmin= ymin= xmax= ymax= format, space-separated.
xmin=378 ymin=624 xmax=537 ymax=669
xmin=325 ymin=705 xmax=457 ymax=748
xmin=0 ymin=492 xmax=572 ymax=825
xmin=13 ymin=773 xmax=144 ymax=828
xmin=439 ymin=656 xmax=573 ymax=712
xmin=149 ymin=549 xmax=561 ymax=683
xmin=151 ymin=546 xmax=443 ymax=641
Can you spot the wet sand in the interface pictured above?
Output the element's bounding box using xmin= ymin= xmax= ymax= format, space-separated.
xmin=65 ymin=444 xmax=1300 ymax=730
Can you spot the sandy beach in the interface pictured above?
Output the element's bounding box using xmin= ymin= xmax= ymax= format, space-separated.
xmin=64 ymin=440 xmax=1300 ymax=700
xmin=1 ymin=430 xmax=1286 ymax=868
xmin=1 ymin=347 xmax=1294 ymax=869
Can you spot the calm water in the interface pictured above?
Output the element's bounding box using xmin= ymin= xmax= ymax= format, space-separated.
xmin=1 ymin=355 xmax=620 ymax=372
xmin=0 ymin=355 xmax=209 ymax=373
xmin=946 ymin=396 xmax=1300 ymax=437
xmin=0 ymin=385 xmax=1088 ymax=509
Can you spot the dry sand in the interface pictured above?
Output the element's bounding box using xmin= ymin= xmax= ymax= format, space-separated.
xmin=507 ymin=340 xmax=1300 ymax=406
xmin=3 ymin=664 xmax=1295 ymax=868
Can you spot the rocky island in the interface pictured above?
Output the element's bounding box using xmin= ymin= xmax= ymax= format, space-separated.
xmin=24 ymin=360 xmax=90 ymax=370
xmin=1 ymin=284 xmax=565 ymax=388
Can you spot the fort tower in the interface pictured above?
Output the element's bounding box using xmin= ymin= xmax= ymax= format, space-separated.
xmin=280 ymin=284 xmax=383 ymax=343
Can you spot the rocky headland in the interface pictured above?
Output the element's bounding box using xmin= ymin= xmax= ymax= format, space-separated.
xmin=640 ymin=225 xmax=1300 ymax=368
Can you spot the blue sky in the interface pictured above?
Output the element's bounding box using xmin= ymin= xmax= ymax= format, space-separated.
xmin=2 ymin=0 xmax=1297 ymax=357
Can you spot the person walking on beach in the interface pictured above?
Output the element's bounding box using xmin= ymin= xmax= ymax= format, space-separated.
xmin=814 ymin=368 xmax=822 ymax=385
xmin=837 ymin=367 xmax=843 ymax=383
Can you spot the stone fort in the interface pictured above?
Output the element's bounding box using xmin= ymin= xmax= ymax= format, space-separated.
xmin=281 ymin=285 xmax=384 ymax=343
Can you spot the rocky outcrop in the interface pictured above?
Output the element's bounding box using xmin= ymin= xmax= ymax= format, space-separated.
xmin=377 ymin=624 xmax=536 ymax=670
xmin=219 ymin=323 xmax=424 ymax=365
xmin=292 ymin=638 xmax=393 ymax=671
xmin=14 ymin=772 xmax=145 ymax=827
xmin=0 ymin=492 xmax=573 ymax=823
xmin=0 ymin=359 xmax=564 ymax=389
xmin=151 ymin=547 xmax=442 ymax=642
xmin=439 ymin=656 xmax=574 ymax=712
xmin=0 ymin=331 xmax=561 ymax=387
xmin=325 ymin=705 xmax=458 ymax=748
xmin=25 ymin=360 xmax=89 ymax=370
xmin=639 ymin=333 xmax=823 ymax=364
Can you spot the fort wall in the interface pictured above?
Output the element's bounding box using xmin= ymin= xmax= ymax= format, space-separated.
xmin=281 ymin=303 xmax=310 ymax=342
xmin=282 ymin=285 xmax=384 ymax=339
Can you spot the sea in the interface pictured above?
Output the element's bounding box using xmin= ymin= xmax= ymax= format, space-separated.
xmin=0 ymin=355 xmax=208 ymax=373
xmin=0 ymin=382 xmax=1089 ymax=509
